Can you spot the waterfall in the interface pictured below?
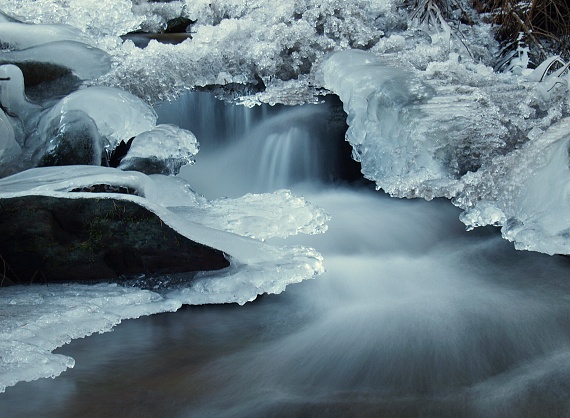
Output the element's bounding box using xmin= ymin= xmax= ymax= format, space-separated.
xmin=156 ymin=92 xmax=362 ymax=198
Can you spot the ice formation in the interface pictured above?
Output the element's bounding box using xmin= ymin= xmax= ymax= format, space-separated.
xmin=38 ymin=86 xmax=157 ymax=149
xmin=0 ymin=41 xmax=112 ymax=80
xmin=319 ymin=48 xmax=570 ymax=254
xmin=118 ymin=124 xmax=199 ymax=175
xmin=0 ymin=283 xmax=181 ymax=393
xmin=0 ymin=165 xmax=327 ymax=391
xmin=171 ymin=189 xmax=331 ymax=241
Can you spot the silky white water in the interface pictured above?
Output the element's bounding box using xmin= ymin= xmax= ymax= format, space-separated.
xmin=2 ymin=94 xmax=570 ymax=417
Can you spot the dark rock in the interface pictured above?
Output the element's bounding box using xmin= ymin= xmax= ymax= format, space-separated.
xmin=70 ymin=184 xmax=140 ymax=195
xmin=37 ymin=110 xmax=103 ymax=167
xmin=120 ymin=32 xmax=192 ymax=48
xmin=107 ymin=137 xmax=134 ymax=168
xmin=118 ymin=156 xmax=187 ymax=176
xmin=120 ymin=16 xmax=195 ymax=49
xmin=164 ymin=17 xmax=195 ymax=34
xmin=0 ymin=195 xmax=229 ymax=284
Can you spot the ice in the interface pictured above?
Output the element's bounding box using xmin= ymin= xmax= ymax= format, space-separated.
xmin=78 ymin=0 xmax=398 ymax=104
xmin=318 ymin=47 xmax=570 ymax=254
xmin=0 ymin=110 xmax=21 ymax=167
xmin=0 ymin=283 xmax=181 ymax=393
xmin=318 ymin=50 xmax=516 ymax=199
xmin=0 ymin=21 xmax=89 ymax=50
xmin=169 ymin=189 xmax=331 ymax=241
xmin=166 ymin=245 xmax=324 ymax=305
xmin=38 ymin=86 xmax=157 ymax=151
xmin=118 ymin=124 xmax=199 ymax=175
xmin=0 ymin=41 xmax=111 ymax=80
xmin=0 ymin=64 xmax=42 ymax=123
xmin=458 ymin=118 xmax=570 ymax=255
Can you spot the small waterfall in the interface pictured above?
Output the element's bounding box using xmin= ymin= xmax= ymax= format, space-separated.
xmin=156 ymin=92 xmax=361 ymax=198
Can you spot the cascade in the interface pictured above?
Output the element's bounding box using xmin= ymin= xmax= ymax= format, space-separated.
xmin=156 ymin=92 xmax=362 ymax=198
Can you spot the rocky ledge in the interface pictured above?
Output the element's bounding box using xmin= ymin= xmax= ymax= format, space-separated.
xmin=0 ymin=195 xmax=229 ymax=285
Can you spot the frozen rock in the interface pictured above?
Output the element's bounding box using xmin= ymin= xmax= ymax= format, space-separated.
xmin=0 ymin=40 xmax=111 ymax=80
xmin=0 ymin=21 xmax=89 ymax=50
xmin=36 ymin=110 xmax=103 ymax=166
xmin=0 ymin=110 xmax=21 ymax=168
xmin=38 ymin=86 xmax=157 ymax=152
xmin=0 ymin=194 xmax=230 ymax=283
xmin=118 ymin=124 xmax=199 ymax=175
xmin=0 ymin=166 xmax=326 ymax=292
xmin=0 ymin=64 xmax=42 ymax=124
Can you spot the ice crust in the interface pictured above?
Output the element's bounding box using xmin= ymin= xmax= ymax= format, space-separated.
xmin=0 ymin=283 xmax=181 ymax=393
xmin=170 ymin=189 xmax=331 ymax=241
xmin=0 ymin=166 xmax=326 ymax=391
xmin=318 ymin=43 xmax=570 ymax=255
xmin=0 ymin=0 xmax=399 ymax=104
xmin=0 ymin=41 xmax=112 ymax=80
xmin=118 ymin=124 xmax=199 ymax=175
xmin=0 ymin=21 xmax=89 ymax=50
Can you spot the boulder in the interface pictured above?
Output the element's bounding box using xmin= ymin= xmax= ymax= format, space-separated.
xmin=0 ymin=195 xmax=229 ymax=284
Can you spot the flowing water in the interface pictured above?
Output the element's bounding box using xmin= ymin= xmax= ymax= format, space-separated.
xmin=2 ymin=94 xmax=570 ymax=417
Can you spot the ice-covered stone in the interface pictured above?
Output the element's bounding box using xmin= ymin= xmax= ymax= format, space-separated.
xmin=38 ymin=86 xmax=157 ymax=151
xmin=0 ymin=110 xmax=21 ymax=167
xmin=118 ymin=124 xmax=199 ymax=175
xmin=0 ymin=64 xmax=42 ymax=124
xmin=36 ymin=110 xmax=103 ymax=166
xmin=0 ymin=21 xmax=89 ymax=50
xmin=0 ymin=41 xmax=111 ymax=80
xmin=0 ymin=166 xmax=326 ymax=291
